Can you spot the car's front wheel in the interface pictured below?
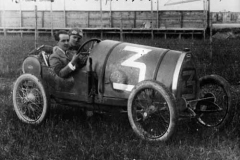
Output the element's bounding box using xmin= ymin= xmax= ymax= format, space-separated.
xmin=12 ymin=73 xmax=49 ymax=125
xmin=128 ymin=80 xmax=177 ymax=142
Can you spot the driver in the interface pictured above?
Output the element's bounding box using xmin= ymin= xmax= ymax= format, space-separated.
xmin=49 ymin=30 xmax=87 ymax=78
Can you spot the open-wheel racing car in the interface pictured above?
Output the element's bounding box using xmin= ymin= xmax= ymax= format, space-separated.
xmin=12 ymin=38 xmax=235 ymax=142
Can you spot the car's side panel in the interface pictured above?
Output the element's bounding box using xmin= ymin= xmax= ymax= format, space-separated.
xmin=156 ymin=51 xmax=183 ymax=94
xmin=89 ymin=40 xmax=122 ymax=97
xmin=102 ymin=42 xmax=170 ymax=99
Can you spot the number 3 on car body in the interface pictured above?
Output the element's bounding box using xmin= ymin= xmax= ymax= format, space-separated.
xmin=113 ymin=46 xmax=152 ymax=91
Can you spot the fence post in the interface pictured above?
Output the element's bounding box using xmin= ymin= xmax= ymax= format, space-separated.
xmin=41 ymin=11 xmax=44 ymax=28
xmin=2 ymin=0 xmax=6 ymax=36
xmin=100 ymin=0 xmax=103 ymax=39
xmin=207 ymin=0 xmax=213 ymax=59
xmin=134 ymin=11 xmax=136 ymax=28
xmin=120 ymin=12 xmax=123 ymax=41
xmin=87 ymin=11 xmax=89 ymax=28
xmin=210 ymin=12 xmax=213 ymax=59
xmin=157 ymin=0 xmax=159 ymax=28
xmin=63 ymin=0 xmax=66 ymax=28
xmin=203 ymin=0 xmax=207 ymax=40
xmin=180 ymin=11 xmax=183 ymax=28
xmin=50 ymin=1 xmax=53 ymax=37
xmin=151 ymin=0 xmax=154 ymax=40
xmin=35 ymin=4 xmax=38 ymax=49
xmin=20 ymin=0 xmax=23 ymax=37
xmin=207 ymin=0 xmax=210 ymax=28
xmin=109 ymin=0 xmax=112 ymax=28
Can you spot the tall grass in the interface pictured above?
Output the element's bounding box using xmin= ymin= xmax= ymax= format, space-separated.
xmin=0 ymin=35 xmax=55 ymax=78
xmin=0 ymin=35 xmax=240 ymax=159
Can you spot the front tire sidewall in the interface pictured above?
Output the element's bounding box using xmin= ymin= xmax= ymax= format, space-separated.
xmin=128 ymin=80 xmax=177 ymax=142
xmin=13 ymin=74 xmax=49 ymax=125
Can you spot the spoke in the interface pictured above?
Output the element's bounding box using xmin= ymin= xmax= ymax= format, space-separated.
xmin=27 ymin=100 xmax=42 ymax=106
xmin=157 ymin=102 xmax=168 ymax=111
xmin=143 ymin=89 xmax=153 ymax=104
xmin=136 ymin=110 xmax=144 ymax=121
xmin=159 ymin=114 xmax=169 ymax=125
xmin=136 ymin=109 xmax=144 ymax=115
xmin=134 ymin=99 xmax=146 ymax=109
xmin=26 ymin=104 xmax=39 ymax=120
xmin=16 ymin=92 xmax=29 ymax=104
xmin=19 ymin=88 xmax=27 ymax=97
xmin=33 ymin=107 xmax=42 ymax=119
xmin=16 ymin=94 xmax=24 ymax=100
xmin=145 ymin=88 xmax=153 ymax=99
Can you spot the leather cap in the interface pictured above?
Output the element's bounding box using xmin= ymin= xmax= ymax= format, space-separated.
xmin=69 ymin=28 xmax=83 ymax=37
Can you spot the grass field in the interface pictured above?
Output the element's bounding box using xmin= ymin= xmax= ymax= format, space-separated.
xmin=0 ymin=35 xmax=240 ymax=160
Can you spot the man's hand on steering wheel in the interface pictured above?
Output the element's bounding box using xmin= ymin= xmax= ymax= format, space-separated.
xmin=71 ymin=38 xmax=101 ymax=67
xmin=70 ymin=53 xmax=79 ymax=66
xmin=78 ymin=54 xmax=88 ymax=65
xmin=77 ymin=38 xmax=101 ymax=56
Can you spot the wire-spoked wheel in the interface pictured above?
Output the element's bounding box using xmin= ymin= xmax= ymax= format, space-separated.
xmin=12 ymin=74 xmax=49 ymax=125
xmin=128 ymin=80 xmax=177 ymax=142
xmin=196 ymin=75 xmax=234 ymax=130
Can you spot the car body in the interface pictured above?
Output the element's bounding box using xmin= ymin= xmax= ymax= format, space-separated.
xmin=13 ymin=39 xmax=234 ymax=142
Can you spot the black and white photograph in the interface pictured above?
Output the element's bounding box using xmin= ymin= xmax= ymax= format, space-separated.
xmin=0 ymin=0 xmax=240 ymax=159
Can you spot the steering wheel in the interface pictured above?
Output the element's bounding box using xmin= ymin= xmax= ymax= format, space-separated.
xmin=77 ymin=38 xmax=101 ymax=56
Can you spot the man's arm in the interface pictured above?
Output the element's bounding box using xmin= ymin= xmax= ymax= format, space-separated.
xmin=67 ymin=50 xmax=88 ymax=68
xmin=49 ymin=56 xmax=74 ymax=78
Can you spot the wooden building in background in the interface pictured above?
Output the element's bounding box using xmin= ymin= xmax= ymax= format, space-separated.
xmin=0 ymin=0 xmax=239 ymax=39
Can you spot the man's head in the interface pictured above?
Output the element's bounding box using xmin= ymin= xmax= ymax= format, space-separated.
xmin=69 ymin=28 xmax=83 ymax=47
xmin=55 ymin=30 xmax=69 ymax=51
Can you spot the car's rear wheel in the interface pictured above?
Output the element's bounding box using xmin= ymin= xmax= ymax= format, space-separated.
xmin=196 ymin=75 xmax=234 ymax=130
xmin=13 ymin=74 xmax=49 ymax=125
xmin=128 ymin=80 xmax=177 ymax=142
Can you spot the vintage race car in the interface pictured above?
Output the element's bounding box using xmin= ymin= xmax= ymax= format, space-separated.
xmin=12 ymin=38 xmax=235 ymax=142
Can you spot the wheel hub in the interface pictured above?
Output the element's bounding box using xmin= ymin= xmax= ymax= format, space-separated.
xmin=26 ymin=91 xmax=36 ymax=102
xmin=143 ymin=105 xmax=157 ymax=120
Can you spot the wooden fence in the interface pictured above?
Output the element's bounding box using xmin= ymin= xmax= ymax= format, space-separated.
xmin=0 ymin=10 xmax=208 ymax=40
xmin=1 ymin=10 xmax=239 ymax=39
xmin=0 ymin=10 xmax=208 ymax=29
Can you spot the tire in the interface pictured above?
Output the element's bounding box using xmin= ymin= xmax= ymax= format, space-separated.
xmin=196 ymin=75 xmax=234 ymax=130
xmin=12 ymin=73 xmax=49 ymax=125
xmin=128 ymin=80 xmax=177 ymax=142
